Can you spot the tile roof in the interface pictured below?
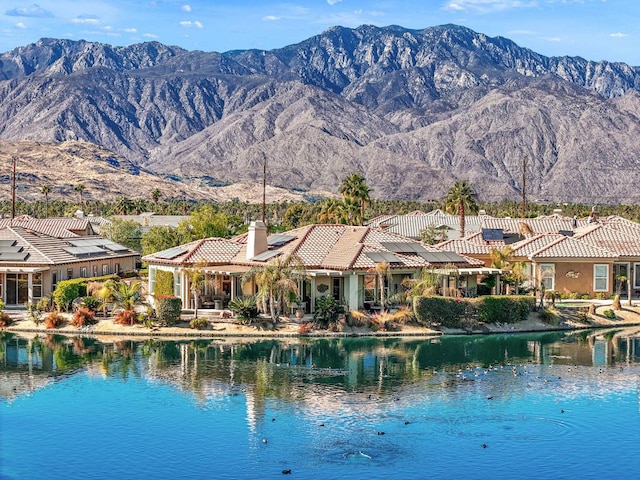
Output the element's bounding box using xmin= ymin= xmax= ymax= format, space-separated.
xmin=573 ymin=224 xmax=640 ymax=257
xmin=481 ymin=216 xmax=586 ymax=234
xmin=144 ymin=223 xmax=483 ymax=272
xmin=533 ymin=236 xmax=617 ymax=259
xmin=0 ymin=215 xmax=96 ymax=238
xmin=0 ymin=226 xmax=138 ymax=266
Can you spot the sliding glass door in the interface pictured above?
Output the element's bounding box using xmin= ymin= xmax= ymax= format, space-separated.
xmin=5 ymin=273 xmax=29 ymax=306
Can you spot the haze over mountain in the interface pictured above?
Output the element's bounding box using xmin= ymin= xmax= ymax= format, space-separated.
xmin=1 ymin=24 xmax=640 ymax=204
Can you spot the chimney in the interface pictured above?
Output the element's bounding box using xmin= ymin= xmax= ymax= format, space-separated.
xmin=246 ymin=220 xmax=268 ymax=259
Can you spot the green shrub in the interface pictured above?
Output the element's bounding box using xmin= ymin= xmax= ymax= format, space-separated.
xmin=413 ymin=296 xmax=471 ymax=328
xmin=154 ymin=270 xmax=174 ymax=297
xmin=538 ymin=307 xmax=558 ymax=323
xmin=52 ymin=275 xmax=118 ymax=312
xmin=155 ymin=295 xmax=182 ymax=326
xmin=313 ymin=295 xmax=340 ymax=328
xmin=190 ymin=318 xmax=209 ymax=330
xmin=80 ymin=296 xmax=102 ymax=312
xmin=602 ymin=309 xmax=617 ymax=319
xmin=228 ymin=296 xmax=259 ymax=325
xmin=476 ymin=296 xmax=535 ymax=324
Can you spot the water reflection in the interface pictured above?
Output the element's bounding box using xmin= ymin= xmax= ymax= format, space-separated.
xmin=3 ymin=328 xmax=640 ymax=405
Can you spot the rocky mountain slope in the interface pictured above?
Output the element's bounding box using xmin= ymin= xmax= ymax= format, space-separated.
xmin=1 ymin=24 xmax=640 ymax=203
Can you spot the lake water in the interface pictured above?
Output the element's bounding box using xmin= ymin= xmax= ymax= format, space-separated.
xmin=2 ymin=330 xmax=640 ymax=480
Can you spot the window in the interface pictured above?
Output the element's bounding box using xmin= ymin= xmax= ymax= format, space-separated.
xmin=540 ymin=264 xmax=555 ymax=291
xmin=67 ymin=268 xmax=73 ymax=280
xmin=174 ymin=272 xmax=181 ymax=297
xmin=80 ymin=267 xmax=88 ymax=278
xmin=114 ymin=263 xmax=121 ymax=274
xmin=102 ymin=264 xmax=109 ymax=275
xmin=52 ymin=270 xmax=59 ymax=290
xmin=92 ymin=265 xmax=98 ymax=277
xmin=634 ymin=263 xmax=640 ymax=289
xmin=32 ymin=272 xmax=42 ymax=299
xmin=594 ymin=264 xmax=609 ymax=292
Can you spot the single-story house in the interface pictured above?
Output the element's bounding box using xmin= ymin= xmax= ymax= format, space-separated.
xmin=142 ymin=221 xmax=490 ymax=314
xmin=0 ymin=225 xmax=139 ymax=306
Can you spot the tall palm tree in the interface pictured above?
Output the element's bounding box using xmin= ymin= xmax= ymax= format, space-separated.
xmin=74 ymin=183 xmax=86 ymax=206
xmin=443 ymin=181 xmax=478 ymax=238
xmin=318 ymin=199 xmax=345 ymax=224
xmin=373 ymin=262 xmax=392 ymax=310
xmin=242 ymin=253 xmax=306 ymax=321
xmin=339 ymin=173 xmax=370 ymax=225
xmin=40 ymin=184 xmax=51 ymax=218
xmin=151 ymin=188 xmax=162 ymax=207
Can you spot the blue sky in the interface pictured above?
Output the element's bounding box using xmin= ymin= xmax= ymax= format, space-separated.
xmin=1 ymin=1 xmax=639 ymax=65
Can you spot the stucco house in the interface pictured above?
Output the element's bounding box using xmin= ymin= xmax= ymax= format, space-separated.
xmin=0 ymin=225 xmax=139 ymax=307
xmin=142 ymin=221 xmax=489 ymax=314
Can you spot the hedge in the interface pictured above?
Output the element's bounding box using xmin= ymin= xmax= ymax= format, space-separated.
xmin=155 ymin=295 xmax=182 ymax=326
xmin=476 ymin=296 xmax=535 ymax=324
xmin=52 ymin=274 xmax=119 ymax=312
xmin=154 ymin=270 xmax=174 ymax=297
xmin=413 ymin=295 xmax=535 ymax=329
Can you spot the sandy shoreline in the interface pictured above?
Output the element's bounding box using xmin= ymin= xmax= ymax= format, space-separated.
xmin=5 ymin=302 xmax=640 ymax=341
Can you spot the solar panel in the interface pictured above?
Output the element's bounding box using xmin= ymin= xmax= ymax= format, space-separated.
xmin=267 ymin=234 xmax=296 ymax=246
xmin=366 ymin=252 xmax=403 ymax=264
xmin=69 ymin=238 xmax=107 ymax=247
xmin=154 ymin=246 xmax=188 ymax=260
xmin=481 ymin=229 xmax=504 ymax=241
xmin=418 ymin=251 xmax=466 ymax=263
xmin=252 ymin=250 xmax=282 ymax=262
xmin=0 ymin=245 xmax=23 ymax=253
xmin=380 ymin=242 xmax=427 ymax=253
xmin=102 ymin=242 xmax=129 ymax=253
xmin=63 ymin=246 xmax=106 ymax=257
xmin=0 ymin=252 xmax=29 ymax=261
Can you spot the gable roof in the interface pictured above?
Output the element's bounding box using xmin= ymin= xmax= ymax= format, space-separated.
xmin=573 ymin=224 xmax=640 ymax=257
xmin=143 ymin=223 xmax=484 ymax=271
xmin=0 ymin=226 xmax=137 ymax=266
xmin=0 ymin=215 xmax=96 ymax=238
xmin=510 ymin=233 xmax=617 ymax=260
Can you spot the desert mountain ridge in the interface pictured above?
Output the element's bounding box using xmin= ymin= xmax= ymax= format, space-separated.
xmin=1 ymin=24 xmax=640 ymax=204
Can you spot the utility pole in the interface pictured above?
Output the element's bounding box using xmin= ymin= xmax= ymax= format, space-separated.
xmin=11 ymin=156 xmax=17 ymax=220
xmin=521 ymin=156 xmax=527 ymax=218
xmin=261 ymin=152 xmax=266 ymax=223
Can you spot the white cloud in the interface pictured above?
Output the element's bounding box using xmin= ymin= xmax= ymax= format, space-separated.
xmin=70 ymin=15 xmax=101 ymax=25
xmin=179 ymin=20 xmax=203 ymax=28
xmin=443 ymin=0 xmax=537 ymax=13
xmin=508 ymin=29 xmax=535 ymax=35
xmin=124 ymin=28 xmax=137 ymax=33
xmin=15 ymin=22 xmax=27 ymax=29
xmin=6 ymin=4 xmax=53 ymax=18
xmin=182 ymin=4 xmax=192 ymax=12
xmin=327 ymin=0 xmax=343 ymax=5
xmin=544 ymin=36 xmax=562 ymax=42
xmin=262 ymin=15 xmax=280 ymax=21
xmin=609 ymin=32 xmax=628 ymax=38
xmin=143 ymin=33 xmax=159 ymax=39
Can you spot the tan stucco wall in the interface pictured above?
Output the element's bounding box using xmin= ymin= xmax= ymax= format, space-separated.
xmin=538 ymin=261 xmax=614 ymax=297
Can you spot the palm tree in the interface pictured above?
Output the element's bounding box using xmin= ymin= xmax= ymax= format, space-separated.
xmin=242 ymin=253 xmax=306 ymax=321
xmin=108 ymin=280 xmax=142 ymax=325
xmin=40 ymin=184 xmax=51 ymax=218
xmin=187 ymin=261 xmax=206 ymax=319
xmin=151 ymin=188 xmax=162 ymax=207
xmin=318 ymin=199 xmax=345 ymax=224
xmin=371 ymin=262 xmax=392 ymax=310
xmin=74 ymin=183 xmax=86 ymax=206
xmin=339 ymin=173 xmax=370 ymax=225
xmin=443 ymin=181 xmax=478 ymax=238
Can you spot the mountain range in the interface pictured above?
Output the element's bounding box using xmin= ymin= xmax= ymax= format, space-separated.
xmin=1 ymin=24 xmax=640 ymax=204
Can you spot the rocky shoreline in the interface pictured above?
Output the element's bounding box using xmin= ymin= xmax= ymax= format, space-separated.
xmin=5 ymin=303 xmax=640 ymax=341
